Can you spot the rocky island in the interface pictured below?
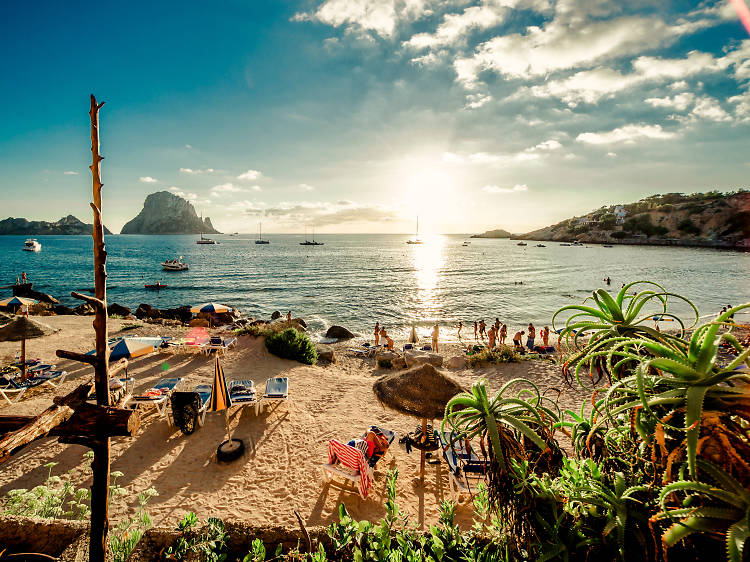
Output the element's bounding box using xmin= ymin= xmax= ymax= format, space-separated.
xmin=0 ymin=215 xmax=112 ymax=235
xmin=470 ymin=228 xmax=511 ymax=239
xmin=513 ymin=190 xmax=750 ymax=249
xmin=121 ymin=191 xmax=220 ymax=234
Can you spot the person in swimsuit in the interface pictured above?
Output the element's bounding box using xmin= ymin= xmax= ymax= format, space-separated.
xmin=541 ymin=326 xmax=550 ymax=347
xmin=374 ymin=322 xmax=380 ymax=346
xmin=488 ymin=325 xmax=496 ymax=349
xmin=513 ymin=330 xmax=524 ymax=347
xmin=431 ymin=323 xmax=440 ymax=353
xmin=499 ymin=324 xmax=507 ymax=346
xmin=286 ymin=311 xmax=292 ymax=322
xmin=474 ymin=321 xmax=478 ymax=340
xmin=527 ymin=323 xmax=536 ymax=349
xmin=479 ymin=320 xmax=486 ymax=340
xmin=457 ymin=321 xmax=463 ymax=340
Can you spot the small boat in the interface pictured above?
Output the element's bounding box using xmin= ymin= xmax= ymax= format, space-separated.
xmin=571 ymin=241 xmax=583 ymax=246
xmin=22 ymin=239 xmax=41 ymax=252
xmin=161 ymin=257 xmax=189 ymax=271
xmin=196 ymin=213 xmax=218 ymax=244
xmin=144 ymin=282 xmax=168 ymax=290
xmin=255 ymin=222 xmax=270 ymax=245
xmin=517 ymin=242 xmax=527 ymax=246
xmin=560 ymin=243 xmax=571 ymax=246
xmin=603 ymin=244 xmax=613 ymax=248
xmin=536 ymin=244 xmax=546 ymax=247
xmin=300 ymin=225 xmax=324 ymax=246
xmin=462 ymin=242 xmax=470 ymax=247
xmin=406 ymin=216 xmax=424 ymax=244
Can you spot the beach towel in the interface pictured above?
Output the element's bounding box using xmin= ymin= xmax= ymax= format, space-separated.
xmin=328 ymin=439 xmax=372 ymax=498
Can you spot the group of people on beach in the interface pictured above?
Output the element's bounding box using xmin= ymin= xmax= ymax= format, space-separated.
xmin=462 ymin=319 xmax=552 ymax=352
xmin=373 ymin=321 xmax=442 ymax=353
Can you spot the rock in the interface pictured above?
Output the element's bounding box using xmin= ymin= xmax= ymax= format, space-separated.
xmin=293 ymin=317 xmax=307 ymax=328
xmin=249 ymin=319 xmax=267 ymax=327
xmin=404 ymin=350 xmax=443 ymax=368
xmin=446 ymin=355 xmax=468 ymax=369
xmin=325 ymin=325 xmax=355 ymax=340
xmin=107 ymin=303 xmax=131 ymax=317
xmin=317 ymin=350 xmax=337 ymax=364
xmin=271 ymin=311 xmax=281 ymax=320
xmin=121 ymin=191 xmax=220 ymax=235
xmin=212 ymin=312 xmax=235 ymax=326
xmin=392 ymin=355 xmax=407 ymax=369
xmin=376 ymin=351 xmax=398 ymax=368
xmin=134 ymin=303 xmax=153 ymax=319
xmin=13 ymin=283 xmax=60 ymax=304
xmin=73 ymin=303 xmax=94 ymax=316
xmin=189 ymin=318 xmax=210 ymax=327
xmin=52 ymin=304 xmax=75 ymax=315
xmin=0 ymin=215 xmax=112 ymax=235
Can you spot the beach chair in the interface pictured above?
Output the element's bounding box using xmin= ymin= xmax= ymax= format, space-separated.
xmin=0 ymin=376 xmax=27 ymax=405
xmin=203 ymin=336 xmax=237 ymax=356
xmin=29 ymin=370 xmax=67 ymax=388
xmin=256 ymin=377 xmax=289 ymax=415
xmin=439 ymin=431 xmax=488 ymax=501
xmin=126 ymin=377 xmax=185 ymax=424
xmin=228 ymin=379 xmax=256 ymax=409
xmin=170 ymin=384 xmax=212 ymax=435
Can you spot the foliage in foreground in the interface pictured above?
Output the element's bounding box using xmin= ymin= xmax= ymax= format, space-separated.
xmin=265 ymin=328 xmax=318 ymax=365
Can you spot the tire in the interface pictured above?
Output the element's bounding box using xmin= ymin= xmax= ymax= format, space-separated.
xmin=217 ymin=438 xmax=245 ymax=462
xmin=181 ymin=404 xmax=198 ymax=435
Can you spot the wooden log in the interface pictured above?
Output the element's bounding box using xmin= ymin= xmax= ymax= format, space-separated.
xmin=0 ymin=382 xmax=92 ymax=462
xmin=71 ymin=291 xmax=105 ymax=309
xmin=0 ymin=416 xmax=35 ymax=434
xmin=52 ymin=403 xmax=139 ymax=440
xmin=109 ymin=358 xmax=128 ymax=378
xmin=56 ymin=349 xmax=102 ymax=367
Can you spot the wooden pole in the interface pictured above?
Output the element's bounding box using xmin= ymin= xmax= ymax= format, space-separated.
xmin=87 ymin=93 xmax=110 ymax=562
xmin=420 ymin=418 xmax=427 ymax=483
xmin=20 ymin=339 xmax=26 ymax=381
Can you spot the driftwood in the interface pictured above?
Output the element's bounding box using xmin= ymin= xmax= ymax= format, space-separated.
xmin=0 ymin=416 xmax=36 ymax=434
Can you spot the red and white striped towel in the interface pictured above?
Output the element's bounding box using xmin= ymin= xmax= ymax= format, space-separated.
xmin=327 ymin=439 xmax=372 ymax=498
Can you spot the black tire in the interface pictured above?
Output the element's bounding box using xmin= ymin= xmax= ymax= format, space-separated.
xmin=181 ymin=404 xmax=198 ymax=435
xmin=217 ymin=438 xmax=245 ymax=462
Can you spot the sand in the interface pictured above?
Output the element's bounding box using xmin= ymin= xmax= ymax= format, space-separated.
xmin=0 ymin=315 xmax=588 ymax=531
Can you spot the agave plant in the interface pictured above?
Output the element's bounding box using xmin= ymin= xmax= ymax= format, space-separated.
xmin=598 ymin=303 xmax=750 ymax=479
xmin=654 ymin=459 xmax=750 ymax=562
xmin=552 ymin=281 xmax=698 ymax=386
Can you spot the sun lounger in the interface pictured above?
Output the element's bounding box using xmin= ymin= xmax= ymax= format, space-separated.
xmin=228 ymin=379 xmax=256 ymax=408
xmin=126 ymin=377 xmax=185 ymax=424
xmin=203 ymin=336 xmax=237 ymax=356
xmin=256 ymin=377 xmax=288 ymax=415
xmin=170 ymin=384 xmax=212 ymax=434
xmin=29 ymin=370 xmax=67 ymax=388
xmin=439 ymin=431 xmax=488 ymax=501
xmin=0 ymin=376 xmax=27 ymax=405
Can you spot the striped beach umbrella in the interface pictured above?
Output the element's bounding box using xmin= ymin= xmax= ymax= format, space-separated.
xmin=209 ymin=355 xmax=244 ymax=461
xmin=109 ymin=338 xmax=157 ymax=361
xmin=0 ymin=296 xmax=38 ymax=308
xmin=190 ymin=302 xmax=232 ymax=314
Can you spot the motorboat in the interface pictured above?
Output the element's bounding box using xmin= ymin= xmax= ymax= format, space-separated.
xmin=517 ymin=242 xmax=527 ymax=246
xmin=571 ymin=241 xmax=583 ymax=246
xmin=536 ymin=244 xmax=546 ymax=247
xmin=144 ymin=282 xmax=168 ymax=290
xmin=560 ymin=243 xmax=571 ymax=246
xmin=603 ymin=244 xmax=613 ymax=248
xmin=255 ymin=222 xmax=270 ymax=244
xmin=196 ymin=234 xmax=217 ymax=245
xmin=300 ymin=225 xmax=324 ymax=246
xmin=22 ymin=239 xmax=41 ymax=252
xmin=462 ymin=241 xmax=470 ymax=247
xmin=406 ymin=216 xmax=424 ymax=244
xmin=161 ymin=257 xmax=189 ymax=271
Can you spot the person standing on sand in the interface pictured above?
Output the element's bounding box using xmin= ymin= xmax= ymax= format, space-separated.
xmin=488 ymin=325 xmax=496 ymax=349
xmin=374 ymin=322 xmax=380 ymax=346
xmin=479 ymin=320 xmax=486 ymax=340
xmin=513 ymin=330 xmax=525 ymax=349
xmin=286 ymin=311 xmax=292 ymax=322
xmin=457 ymin=321 xmax=463 ymax=340
xmin=431 ymin=324 xmax=440 ymax=353
xmin=527 ymin=323 xmax=536 ymax=350
xmin=474 ymin=321 xmax=478 ymax=340
xmin=21 ymin=272 xmax=27 ymax=284
xmin=542 ymin=326 xmax=550 ymax=347
xmin=499 ymin=324 xmax=507 ymax=346
xmin=385 ymin=334 xmax=394 ymax=350
xmin=494 ymin=318 xmax=500 ymax=333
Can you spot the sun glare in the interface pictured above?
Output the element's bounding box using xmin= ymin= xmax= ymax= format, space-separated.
xmin=398 ymin=156 xmax=459 ymax=232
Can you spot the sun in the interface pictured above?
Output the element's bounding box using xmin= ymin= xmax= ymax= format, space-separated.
xmin=397 ymin=156 xmax=460 ymax=232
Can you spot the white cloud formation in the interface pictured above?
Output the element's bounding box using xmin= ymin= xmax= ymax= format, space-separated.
xmin=168 ymin=186 xmax=199 ymax=201
xmin=403 ymin=5 xmax=506 ymax=51
xmin=576 ymin=124 xmax=677 ymax=145
xmin=63 ymin=171 xmax=78 ymax=175
xmin=729 ymin=90 xmax=750 ymax=121
xmin=210 ymin=183 xmax=262 ymax=196
xmin=299 ymin=183 xmax=315 ymax=191
xmin=533 ymin=139 xmax=562 ymax=151
xmin=139 ymin=176 xmax=158 ymax=183
xmin=645 ymin=92 xmax=696 ymax=111
xmin=237 ymin=169 xmax=263 ymax=181
xmin=690 ymin=97 xmax=732 ymax=122
xmin=246 ymin=200 xmax=396 ymax=226
xmin=464 ymin=93 xmax=493 ymax=109
xmin=482 ymin=183 xmax=528 ymax=194
xmin=179 ymin=167 xmax=215 ymax=174
xmin=185 ymin=144 xmax=192 ymax=149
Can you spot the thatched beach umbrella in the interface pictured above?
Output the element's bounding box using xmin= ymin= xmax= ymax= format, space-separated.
xmin=0 ymin=316 xmax=59 ymax=380
xmin=408 ymin=327 xmax=419 ymax=344
xmin=373 ymin=363 xmax=465 ymax=481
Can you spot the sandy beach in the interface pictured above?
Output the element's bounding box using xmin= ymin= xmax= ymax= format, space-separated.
xmin=0 ymin=315 xmax=587 ymax=531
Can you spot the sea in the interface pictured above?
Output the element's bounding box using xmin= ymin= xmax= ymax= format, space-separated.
xmin=2 ymin=234 xmax=749 ymax=342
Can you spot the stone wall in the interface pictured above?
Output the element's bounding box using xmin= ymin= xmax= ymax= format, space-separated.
xmin=0 ymin=515 xmax=88 ymax=561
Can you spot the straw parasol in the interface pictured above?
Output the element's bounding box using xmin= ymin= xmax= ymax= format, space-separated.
xmin=408 ymin=327 xmax=419 ymax=344
xmin=373 ymin=363 xmax=465 ymax=481
xmin=0 ymin=316 xmax=59 ymax=380
xmin=209 ymin=355 xmax=244 ymax=462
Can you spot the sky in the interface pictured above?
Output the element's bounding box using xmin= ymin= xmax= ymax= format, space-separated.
xmin=0 ymin=0 xmax=748 ymax=234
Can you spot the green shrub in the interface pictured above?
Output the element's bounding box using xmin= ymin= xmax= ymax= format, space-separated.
xmin=265 ymin=328 xmax=317 ymax=365
xmin=468 ymin=345 xmax=521 ymax=366
xmin=678 ymin=218 xmax=701 ymax=235
xmin=610 ymin=231 xmax=628 ymax=239
xmin=623 ymin=214 xmax=668 ymax=237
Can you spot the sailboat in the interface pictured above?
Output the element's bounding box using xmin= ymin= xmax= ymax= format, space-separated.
xmin=300 ymin=225 xmax=324 ymax=246
xmin=255 ymin=222 xmax=270 ymax=244
xmin=196 ymin=213 xmax=217 ymax=245
xmin=406 ymin=216 xmax=424 ymax=244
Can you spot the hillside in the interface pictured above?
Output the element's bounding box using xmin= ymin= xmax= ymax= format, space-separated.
xmin=471 ymin=228 xmax=511 ymax=239
xmin=0 ymin=215 xmax=112 ymax=235
xmin=121 ymin=191 xmax=220 ymax=234
xmin=516 ymin=191 xmax=750 ymax=249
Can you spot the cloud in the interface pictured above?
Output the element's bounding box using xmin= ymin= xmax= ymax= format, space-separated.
xmin=245 ymin=200 xmax=395 ymax=226
xmin=576 ymin=124 xmax=677 ymax=145
xmin=210 ymin=183 xmax=261 ymax=196
xmin=167 ymin=186 xmax=199 ymax=201
xmin=533 ymin=139 xmax=562 ymax=151
xmin=690 ymin=97 xmax=732 ymax=122
xmin=63 ymin=171 xmax=78 ymax=175
xmin=482 ymin=184 xmax=528 ymax=194
xmin=185 ymin=144 xmax=192 ymax=149
xmin=179 ymin=167 xmax=215 ymax=174
xmin=139 ymin=176 xmax=158 ymax=183
xmin=645 ymin=92 xmax=696 ymax=111
xmin=403 ymin=5 xmax=507 ymax=51
xmin=293 ymin=0 xmax=431 ymax=38
xmin=299 ymin=183 xmax=315 ymax=191
xmin=237 ymin=169 xmax=263 ymax=181
xmin=464 ymin=93 xmax=492 ymax=109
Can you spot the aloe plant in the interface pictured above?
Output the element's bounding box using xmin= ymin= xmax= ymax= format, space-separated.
xmin=552 ymin=281 xmax=698 ymax=386
xmin=654 ymin=459 xmax=750 ymax=562
xmin=598 ymin=303 xmax=750 ymax=478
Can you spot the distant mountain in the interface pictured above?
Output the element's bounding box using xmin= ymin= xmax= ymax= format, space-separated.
xmin=0 ymin=215 xmax=112 ymax=235
xmin=515 ymin=190 xmax=750 ymax=249
xmin=471 ymin=228 xmax=511 ymax=239
xmin=121 ymin=191 xmax=220 ymax=235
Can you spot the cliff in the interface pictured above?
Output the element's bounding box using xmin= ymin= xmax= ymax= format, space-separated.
xmin=471 ymin=228 xmax=511 ymax=239
xmin=121 ymin=191 xmax=220 ymax=235
xmin=515 ymin=190 xmax=750 ymax=249
xmin=0 ymin=215 xmax=112 ymax=235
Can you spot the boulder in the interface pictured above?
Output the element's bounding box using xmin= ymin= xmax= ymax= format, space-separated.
xmin=376 ymin=351 xmax=398 ymax=369
xmin=189 ymin=318 xmax=210 ymax=327
xmin=317 ymin=350 xmax=337 ymax=364
xmin=404 ymin=350 xmax=443 ymax=368
xmin=73 ymin=303 xmax=95 ymax=316
xmin=107 ymin=303 xmax=131 ymax=317
xmin=52 ymin=304 xmax=75 ymax=315
xmin=293 ymin=318 xmax=307 ymax=328
xmin=271 ymin=311 xmax=281 ymax=320
xmin=325 ymin=325 xmax=355 ymax=340
xmin=446 ymin=355 xmax=468 ymax=369
xmin=13 ymin=283 xmax=60 ymax=304
xmin=134 ymin=303 xmax=153 ymax=319
xmin=249 ymin=319 xmax=267 ymax=327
